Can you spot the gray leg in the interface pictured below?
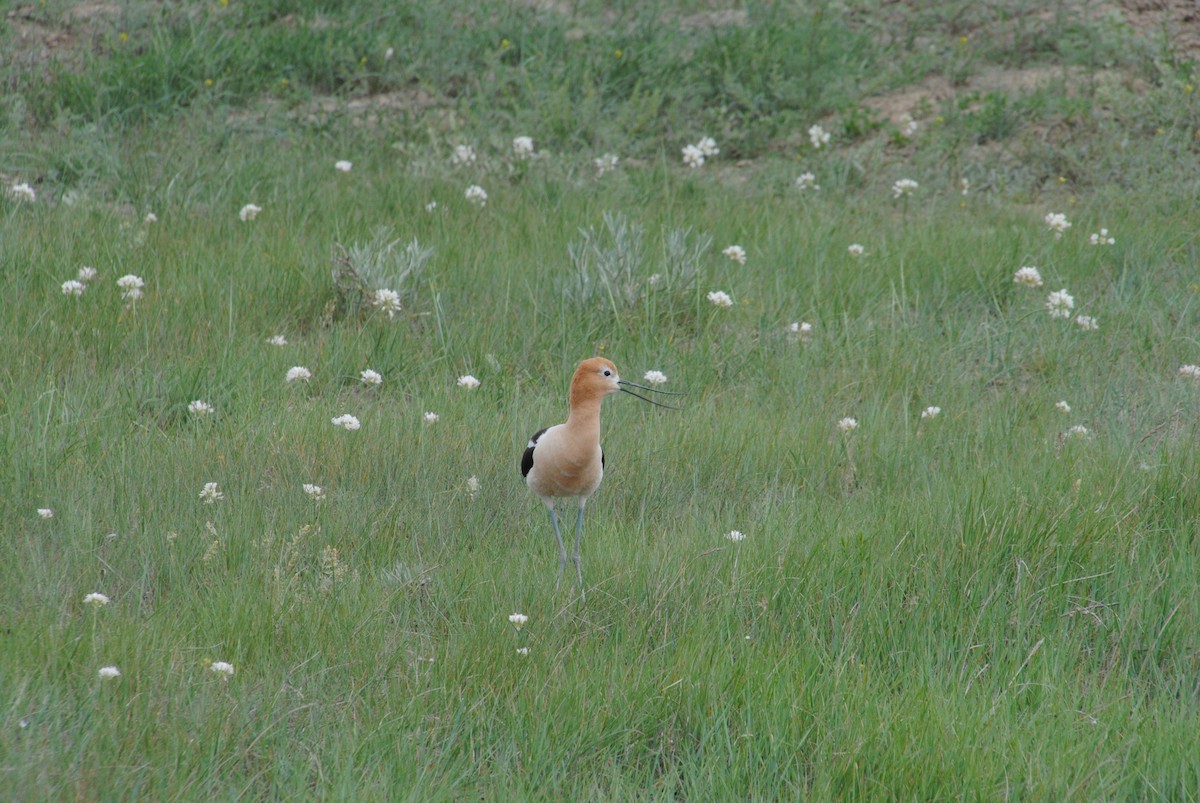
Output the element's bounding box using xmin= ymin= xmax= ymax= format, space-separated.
xmin=548 ymin=507 xmax=567 ymax=589
xmin=573 ymin=505 xmax=586 ymax=601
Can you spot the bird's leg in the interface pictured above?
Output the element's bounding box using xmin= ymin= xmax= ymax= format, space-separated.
xmin=548 ymin=506 xmax=567 ymax=590
xmin=573 ymin=505 xmax=586 ymax=601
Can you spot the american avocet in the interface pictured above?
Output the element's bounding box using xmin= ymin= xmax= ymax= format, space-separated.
xmin=520 ymin=357 xmax=680 ymax=600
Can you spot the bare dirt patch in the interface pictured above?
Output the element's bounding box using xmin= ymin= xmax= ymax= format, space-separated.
xmin=1119 ymin=0 xmax=1200 ymax=58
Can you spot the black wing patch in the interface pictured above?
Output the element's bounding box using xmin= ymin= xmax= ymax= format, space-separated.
xmin=601 ymin=447 xmax=605 ymax=470
xmin=520 ymin=427 xmax=548 ymax=478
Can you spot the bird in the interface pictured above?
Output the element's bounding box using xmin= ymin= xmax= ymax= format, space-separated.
xmin=520 ymin=357 xmax=681 ymax=600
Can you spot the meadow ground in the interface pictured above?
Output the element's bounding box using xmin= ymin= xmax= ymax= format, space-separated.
xmin=3 ymin=0 xmax=1200 ymax=799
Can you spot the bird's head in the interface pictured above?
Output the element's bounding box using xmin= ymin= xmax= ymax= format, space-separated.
xmin=570 ymin=357 xmax=682 ymax=409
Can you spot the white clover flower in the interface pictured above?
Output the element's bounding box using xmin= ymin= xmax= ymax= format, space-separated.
xmin=808 ymin=124 xmax=830 ymax=149
xmin=1088 ymin=228 xmax=1115 ymax=246
xmin=837 ymin=417 xmax=858 ymax=432
xmin=726 ymin=530 xmax=746 ymax=543
xmin=643 ymin=370 xmax=668 ymax=385
xmin=892 ymin=178 xmax=919 ymax=198
xmin=1044 ymin=212 xmax=1071 ymax=238
xmin=360 ymin=368 xmax=383 ymax=386
xmin=467 ymin=475 xmax=481 ymax=500
xmin=117 ymin=274 xmax=145 ymax=302
xmin=1013 ymin=266 xmax=1043 ymax=287
xmin=1055 ymin=400 xmax=1071 ymax=413
xmin=921 ymin=406 xmax=941 ymax=419
xmin=334 ymin=160 xmax=352 ymax=172
xmin=384 ymin=47 xmax=394 ymax=60
xmin=210 ymin=661 xmax=235 ymax=678
xmin=594 ymin=153 xmax=619 ymax=178
xmin=722 ymin=245 xmax=746 ymax=265
xmin=188 ymin=400 xmax=215 ymax=416
xmin=303 ymin=483 xmax=325 ymax=500
xmin=239 ymin=203 xmax=262 ymax=221
xmin=681 ymin=144 xmax=705 ymax=169
xmin=457 ymin=374 xmax=481 ymax=389
xmin=898 ymin=113 xmax=918 ymax=137
xmin=516 ymin=647 xmax=530 ymax=655
xmin=451 ymin=144 xmax=476 ymax=166
xmin=425 ymin=201 xmax=438 ymax=212
xmin=508 ymin=612 xmax=528 ymax=629
xmin=37 ymin=508 xmax=53 ymax=519
xmin=373 ymin=287 xmax=402 ymax=318
xmin=9 ymin=182 xmax=36 ymax=203
xmin=62 ymin=280 xmax=85 ymax=297
xmin=423 ymin=411 xmax=440 ymax=424
xmin=512 ymin=136 xmax=535 ymax=159
xmin=795 ymin=172 xmax=820 ymax=191
xmin=647 ymin=273 xmax=663 ymax=287
xmin=77 ymin=266 xmax=98 ymax=282
xmin=697 ymin=137 xmax=719 ymax=158
xmin=144 ymin=212 xmax=158 ymax=224
xmin=706 ymin=290 xmax=733 ymax=308
xmin=847 ymin=244 xmax=865 ymax=257
xmin=1178 ymin=365 xmax=1200 ymax=379
xmin=960 ymin=178 xmax=970 ymax=196
xmin=1046 ymin=289 xmax=1075 ymax=319
xmin=465 ymin=184 xmax=488 ymax=208
xmin=286 ymin=366 xmax=312 ymax=383
xmin=266 ymin=334 xmax=288 ymax=347
xmin=83 ymin=592 xmax=110 ymax=607
xmin=1073 ymin=314 xmax=1099 ymax=331
xmin=331 ymin=414 xmax=361 ymax=431
xmin=199 ymin=482 xmax=224 ymax=504
xmin=786 ymin=321 xmax=813 ymax=342
xmin=1066 ymin=424 xmax=1090 ymax=439
xmin=97 ymin=666 xmax=121 ymax=680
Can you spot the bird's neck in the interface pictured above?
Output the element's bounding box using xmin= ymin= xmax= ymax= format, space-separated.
xmin=565 ymin=396 xmax=603 ymax=437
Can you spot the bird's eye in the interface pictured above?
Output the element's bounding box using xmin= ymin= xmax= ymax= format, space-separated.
xmin=603 ymin=369 xmax=612 ymax=376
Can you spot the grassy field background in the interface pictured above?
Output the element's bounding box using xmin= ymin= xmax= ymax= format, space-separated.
xmin=3 ymin=0 xmax=1200 ymax=798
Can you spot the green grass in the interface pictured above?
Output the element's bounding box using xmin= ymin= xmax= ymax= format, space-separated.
xmin=3 ymin=0 xmax=1200 ymax=799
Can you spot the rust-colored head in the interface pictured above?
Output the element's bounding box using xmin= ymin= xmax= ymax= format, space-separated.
xmin=568 ymin=357 xmax=621 ymax=409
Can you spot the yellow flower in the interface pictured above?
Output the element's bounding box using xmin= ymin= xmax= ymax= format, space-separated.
xmin=219 ymin=0 xmax=229 ymax=6
xmin=500 ymin=38 xmax=511 ymax=49
xmin=1056 ymin=176 xmax=1066 ymax=184
xmin=204 ymin=78 xmax=213 ymax=87
xmin=959 ymin=35 xmax=968 ymax=46
xmin=934 ymin=116 xmax=944 ymax=124
xmin=280 ymin=78 xmax=289 ymax=88
xmin=1186 ymin=84 xmax=1195 ymax=94
xmin=359 ymin=56 xmax=367 ymax=66
xmin=614 ymin=49 xmax=623 ymax=58
xmin=119 ymin=31 xmax=128 ymax=42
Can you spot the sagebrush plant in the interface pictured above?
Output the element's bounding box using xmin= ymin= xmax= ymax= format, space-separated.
xmin=2 ymin=1 xmax=1200 ymax=800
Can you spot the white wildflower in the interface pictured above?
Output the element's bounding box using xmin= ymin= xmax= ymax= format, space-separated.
xmin=457 ymin=375 xmax=481 ymax=389
xmin=83 ymin=592 xmax=110 ymax=607
xmin=77 ymin=266 xmax=98 ymax=282
xmin=847 ymin=244 xmax=865 ymax=257
xmin=508 ymin=613 xmax=528 ymax=629
xmin=423 ymin=411 xmax=440 ymax=424
xmin=209 ymin=661 xmax=235 ymax=678
xmin=706 ymin=290 xmax=733 ymax=308
xmin=795 ymin=172 xmax=820 ymax=191
xmin=331 ymin=414 xmax=361 ymax=431
xmin=1044 ymin=212 xmax=1071 ymax=238
xmin=1178 ymin=365 xmax=1200 ymax=379
xmin=373 ymin=288 xmax=402 ymax=318
xmin=199 ymin=482 xmax=224 ymax=504
xmin=303 ymin=483 xmax=325 ymax=500
xmin=467 ymin=475 xmax=481 ymax=500
xmin=116 ymin=274 xmax=144 ymax=302
xmin=1073 ymin=314 xmax=1099 ymax=331
xmin=188 ymin=400 xmax=215 ymax=416
xmin=451 ymin=145 xmax=476 ymax=166
xmin=384 ymin=47 xmax=394 ymax=60
xmin=285 ymin=366 xmax=312 ymax=383
xmin=512 ymin=136 xmax=535 ymax=159
xmin=594 ymin=153 xmax=619 ymax=178
xmin=892 ymin=178 xmax=919 ymax=198
xmin=37 ymin=508 xmax=54 ymax=519
xmin=960 ymin=178 xmax=970 ymax=195
xmin=681 ymin=144 xmax=705 ymax=169
xmin=722 ymin=245 xmax=746 ymax=265
xmin=266 ymin=334 xmax=288 ymax=347
xmin=144 ymin=212 xmax=158 ymax=224
xmin=465 ymin=184 xmax=488 ymax=208
xmin=1066 ymin=424 xmax=1090 ymax=439
xmin=516 ymin=647 xmax=530 ymax=655
xmin=61 ymin=280 xmax=85 ymax=297
xmin=837 ymin=417 xmax=858 ymax=432
xmin=1046 ymin=289 xmax=1075 ymax=319
xmin=1055 ymin=400 xmax=1071 ymax=413
xmin=360 ymin=368 xmax=383 ymax=386
xmin=334 ymin=160 xmax=352 ymax=172
xmin=9 ymin=182 xmax=36 ymax=203
xmin=1089 ymin=228 xmax=1115 ymax=246
xmin=1013 ymin=266 xmax=1043 ymax=287
xmin=239 ymin=203 xmax=262 ymax=221
xmin=97 ymin=666 xmax=121 ymax=680
xmin=898 ymin=113 xmax=918 ymax=137
xmin=808 ymin=124 xmax=830 ymax=149
xmin=697 ymin=137 xmax=719 ymax=158
xmin=425 ymin=201 xmax=438 ymax=212
xmin=643 ymin=370 xmax=668 ymax=386
xmin=921 ymin=406 xmax=941 ymax=419
xmin=786 ymin=321 xmax=813 ymax=342
xmin=726 ymin=530 xmax=746 ymax=543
